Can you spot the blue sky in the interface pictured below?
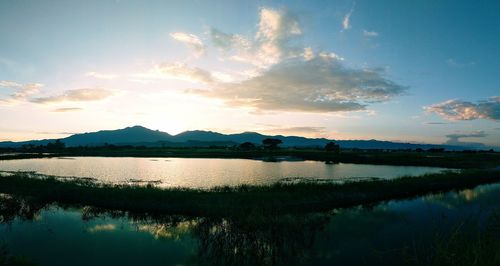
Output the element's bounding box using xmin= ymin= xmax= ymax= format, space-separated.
xmin=0 ymin=0 xmax=499 ymax=147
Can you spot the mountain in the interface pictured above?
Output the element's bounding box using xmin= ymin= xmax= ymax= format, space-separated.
xmin=62 ymin=125 xmax=174 ymax=146
xmin=0 ymin=125 xmax=492 ymax=150
xmin=174 ymin=130 xmax=228 ymax=142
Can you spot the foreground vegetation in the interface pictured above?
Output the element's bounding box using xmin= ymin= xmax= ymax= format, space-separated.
xmin=1 ymin=170 xmax=499 ymax=265
xmin=0 ymin=169 xmax=498 ymax=216
xmin=403 ymin=212 xmax=500 ymax=266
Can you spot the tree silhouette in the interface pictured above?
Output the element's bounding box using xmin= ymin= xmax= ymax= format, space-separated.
xmin=324 ymin=141 xmax=340 ymax=153
xmin=239 ymin=142 xmax=256 ymax=150
xmin=262 ymin=138 xmax=282 ymax=149
xmin=46 ymin=139 xmax=66 ymax=151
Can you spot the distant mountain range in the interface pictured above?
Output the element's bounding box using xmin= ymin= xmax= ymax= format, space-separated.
xmin=0 ymin=125 xmax=493 ymax=151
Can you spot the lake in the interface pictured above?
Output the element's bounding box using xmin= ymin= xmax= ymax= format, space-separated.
xmin=0 ymin=157 xmax=450 ymax=187
xmin=1 ymin=182 xmax=499 ymax=265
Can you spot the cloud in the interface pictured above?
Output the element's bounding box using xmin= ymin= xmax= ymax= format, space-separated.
xmin=446 ymin=58 xmax=475 ymax=68
xmin=302 ymin=47 xmax=314 ymax=61
xmin=0 ymin=80 xmax=44 ymax=104
xmin=424 ymin=97 xmax=500 ymax=121
xmin=134 ymin=62 xmax=215 ymax=84
xmin=363 ymin=30 xmax=378 ymax=37
xmin=209 ymin=7 xmax=302 ymax=67
xmin=37 ymin=131 xmax=79 ymax=135
xmin=85 ymin=72 xmax=117 ymax=80
xmin=278 ymin=126 xmax=326 ymax=133
xmin=31 ymin=88 xmax=113 ymax=104
xmin=192 ymin=56 xmax=406 ymax=113
xmin=445 ymin=131 xmax=486 ymax=147
xmin=51 ymin=107 xmax=83 ymax=112
xmin=257 ymin=124 xmax=329 ymax=137
xmin=267 ymin=126 xmax=327 ymax=135
xmin=300 ymin=48 xmax=343 ymax=62
xmin=170 ymin=32 xmax=205 ymax=57
xmin=210 ymin=28 xmax=250 ymax=52
xmin=342 ymin=5 xmax=355 ymax=30
xmin=318 ymin=51 xmax=344 ymax=61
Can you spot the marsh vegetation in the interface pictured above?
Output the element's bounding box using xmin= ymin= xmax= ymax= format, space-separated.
xmin=0 ymin=169 xmax=498 ymax=216
xmin=1 ymin=179 xmax=499 ymax=265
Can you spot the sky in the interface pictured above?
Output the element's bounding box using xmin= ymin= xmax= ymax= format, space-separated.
xmin=0 ymin=0 xmax=499 ymax=147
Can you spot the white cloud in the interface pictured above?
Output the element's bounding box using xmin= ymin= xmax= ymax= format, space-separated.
xmin=425 ymin=97 xmax=500 ymax=121
xmin=210 ymin=28 xmax=251 ymax=52
xmin=52 ymin=107 xmax=83 ymax=112
xmin=264 ymin=125 xmax=327 ymax=135
xmin=170 ymin=32 xmax=205 ymax=58
xmin=191 ymin=56 xmax=406 ymax=113
xmin=303 ymin=47 xmax=314 ymax=61
xmin=342 ymin=6 xmax=355 ymax=30
xmin=209 ymin=7 xmax=303 ymax=68
xmin=159 ymin=6 xmax=406 ymax=115
xmin=445 ymin=131 xmax=486 ymax=147
xmin=318 ymin=52 xmax=344 ymax=61
xmin=211 ymin=71 xmax=234 ymax=82
xmin=134 ymin=62 xmax=215 ymax=84
xmin=0 ymin=80 xmax=44 ymax=104
xmin=31 ymin=88 xmax=113 ymax=104
xmin=363 ymin=30 xmax=378 ymax=37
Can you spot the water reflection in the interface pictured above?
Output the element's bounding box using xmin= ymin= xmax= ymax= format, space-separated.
xmin=1 ymin=183 xmax=499 ymax=265
xmin=0 ymin=198 xmax=332 ymax=265
xmin=0 ymin=157 xmax=449 ymax=188
xmin=192 ymin=214 xmax=330 ymax=265
xmin=0 ymin=194 xmax=44 ymax=223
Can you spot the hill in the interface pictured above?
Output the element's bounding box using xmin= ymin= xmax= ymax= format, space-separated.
xmin=0 ymin=125 xmax=490 ymax=151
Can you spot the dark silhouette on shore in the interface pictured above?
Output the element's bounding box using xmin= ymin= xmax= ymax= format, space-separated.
xmin=1 ymin=125 xmax=495 ymax=151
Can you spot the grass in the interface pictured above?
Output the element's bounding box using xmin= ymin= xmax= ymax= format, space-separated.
xmin=0 ymin=169 xmax=498 ymax=216
xmin=2 ymin=148 xmax=500 ymax=169
xmin=402 ymin=211 xmax=500 ymax=266
xmin=1 ymin=170 xmax=499 ymax=265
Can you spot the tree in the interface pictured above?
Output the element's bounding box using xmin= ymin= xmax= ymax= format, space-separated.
xmin=262 ymin=138 xmax=282 ymax=149
xmin=239 ymin=142 xmax=256 ymax=150
xmin=46 ymin=139 xmax=66 ymax=151
xmin=324 ymin=141 xmax=340 ymax=153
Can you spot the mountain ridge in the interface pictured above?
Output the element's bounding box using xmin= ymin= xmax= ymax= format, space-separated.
xmin=0 ymin=125 xmax=492 ymax=151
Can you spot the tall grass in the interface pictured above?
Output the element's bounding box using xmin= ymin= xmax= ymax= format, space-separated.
xmin=402 ymin=211 xmax=500 ymax=266
xmin=0 ymin=169 xmax=498 ymax=216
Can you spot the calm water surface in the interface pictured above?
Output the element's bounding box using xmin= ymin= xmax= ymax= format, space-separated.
xmin=0 ymin=157 xmax=449 ymax=187
xmin=1 ymin=183 xmax=499 ymax=265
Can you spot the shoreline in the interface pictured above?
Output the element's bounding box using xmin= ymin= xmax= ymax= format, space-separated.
xmin=1 ymin=149 xmax=500 ymax=169
xmin=0 ymin=169 xmax=499 ymax=216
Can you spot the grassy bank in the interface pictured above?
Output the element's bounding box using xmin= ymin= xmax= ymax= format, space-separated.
xmin=0 ymin=169 xmax=499 ymax=216
xmin=2 ymin=149 xmax=500 ymax=168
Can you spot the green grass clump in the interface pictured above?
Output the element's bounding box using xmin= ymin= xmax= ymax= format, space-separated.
xmin=0 ymin=169 xmax=498 ymax=216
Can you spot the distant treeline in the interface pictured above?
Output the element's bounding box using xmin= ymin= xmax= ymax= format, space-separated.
xmin=2 ymin=139 xmax=495 ymax=154
xmin=7 ymin=138 xmax=343 ymax=153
